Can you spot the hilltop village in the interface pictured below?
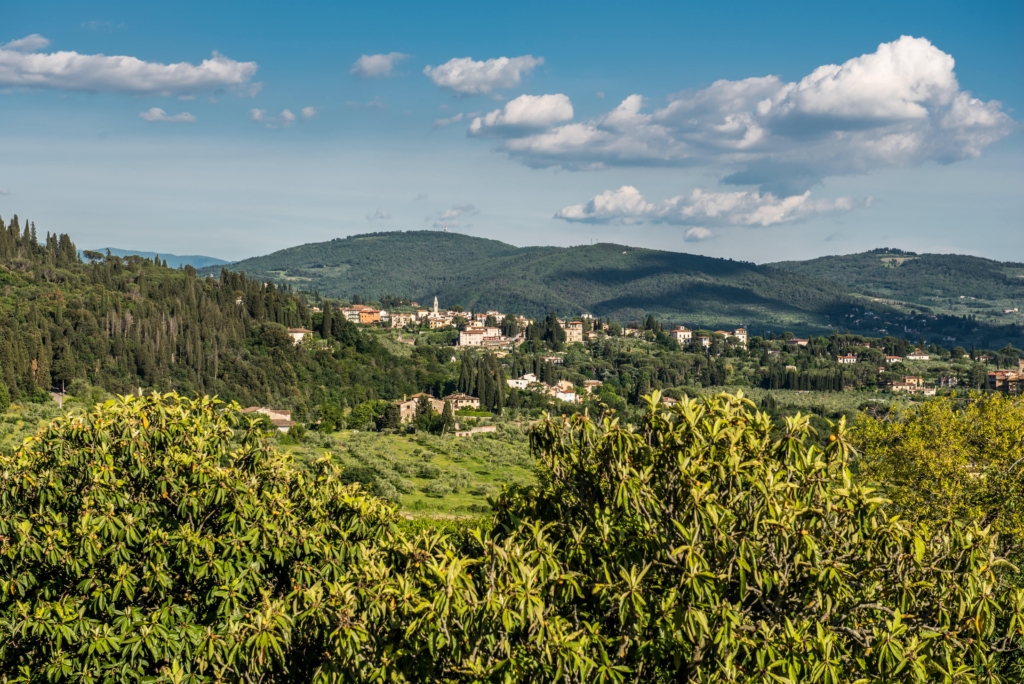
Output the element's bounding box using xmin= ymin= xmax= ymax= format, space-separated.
xmin=251 ymin=294 xmax=1024 ymax=437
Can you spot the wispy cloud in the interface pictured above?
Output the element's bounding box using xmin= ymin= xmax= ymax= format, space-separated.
xmin=301 ymin=106 xmax=317 ymax=119
xmin=423 ymin=55 xmax=543 ymax=95
xmin=346 ymin=96 xmax=384 ymax=109
xmin=0 ymin=36 xmax=258 ymax=96
xmin=433 ymin=112 xmax=463 ymax=128
xmin=350 ymin=52 xmax=410 ymax=78
xmin=684 ymin=227 xmax=713 ymax=242
xmin=249 ymin=108 xmax=265 ymax=121
xmin=139 ymin=107 xmax=196 ymax=122
xmin=366 ymin=208 xmax=391 ymax=221
xmin=431 ymin=203 xmax=477 ymax=228
xmin=0 ymin=189 xmax=10 ymax=196
xmin=2 ymin=34 xmax=49 ymax=52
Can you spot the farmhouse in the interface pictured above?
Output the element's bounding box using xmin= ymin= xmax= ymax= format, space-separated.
xmin=287 ymin=328 xmax=312 ymax=345
xmin=241 ymin=407 xmax=296 ymax=433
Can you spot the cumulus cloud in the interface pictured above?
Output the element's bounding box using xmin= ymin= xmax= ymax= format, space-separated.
xmin=139 ymin=107 xmax=196 ymax=122
xmin=684 ymin=227 xmax=713 ymax=242
xmin=3 ymin=34 xmax=50 ymax=52
xmin=479 ymin=37 xmax=1013 ymax=194
xmin=367 ymin=208 xmax=391 ymax=221
xmin=301 ymin=106 xmax=317 ymax=119
xmin=555 ymin=185 xmax=855 ymax=228
xmin=432 ymin=203 xmax=476 ymax=228
xmin=279 ymin=109 xmax=295 ymax=125
xmin=249 ymin=108 xmax=265 ymax=121
xmin=423 ymin=55 xmax=543 ymax=95
xmin=350 ymin=52 xmax=409 ymax=78
xmin=469 ymin=94 xmax=573 ymax=136
xmin=0 ymin=37 xmax=258 ymax=95
xmin=434 ymin=112 xmax=463 ymax=128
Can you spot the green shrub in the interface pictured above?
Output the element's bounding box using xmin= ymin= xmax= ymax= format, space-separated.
xmin=0 ymin=391 xmax=1020 ymax=682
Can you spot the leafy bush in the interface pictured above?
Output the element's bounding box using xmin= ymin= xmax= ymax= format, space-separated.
xmin=856 ymin=392 xmax=1024 ymax=548
xmin=0 ymin=391 xmax=1020 ymax=682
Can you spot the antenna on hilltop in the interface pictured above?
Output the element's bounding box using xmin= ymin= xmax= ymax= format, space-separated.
xmin=443 ymin=225 xmax=449 ymax=233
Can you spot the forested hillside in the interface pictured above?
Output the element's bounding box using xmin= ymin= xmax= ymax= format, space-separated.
xmin=208 ymin=230 xmax=867 ymax=328
xmin=0 ymin=215 xmax=442 ymax=415
xmin=209 ymin=231 xmax=1023 ymax=347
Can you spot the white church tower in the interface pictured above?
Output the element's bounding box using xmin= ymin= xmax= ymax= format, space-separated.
xmin=433 ymin=296 xmax=439 ymax=315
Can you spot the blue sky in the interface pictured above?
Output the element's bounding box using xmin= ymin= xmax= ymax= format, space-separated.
xmin=0 ymin=0 xmax=1021 ymax=263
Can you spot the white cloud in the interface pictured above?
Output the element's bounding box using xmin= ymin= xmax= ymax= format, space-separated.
xmin=434 ymin=112 xmax=463 ymax=128
xmin=432 ymin=203 xmax=477 ymax=228
xmin=555 ymin=185 xmax=855 ymax=227
xmin=279 ymin=109 xmax=295 ymax=125
xmin=0 ymin=38 xmax=258 ymax=95
xmin=301 ymin=106 xmax=317 ymax=119
xmin=423 ymin=55 xmax=543 ymax=95
xmin=3 ymin=34 xmax=50 ymax=52
xmin=249 ymin=108 xmax=265 ymax=121
xmin=240 ymin=82 xmax=262 ymax=98
xmin=350 ymin=52 xmax=409 ymax=78
xmin=479 ymin=37 xmax=1013 ymax=194
xmin=139 ymin=107 xmax=196 ymax=123
xmin=366 ymin=208 xmax=391 ymax=221
xmin=0 ymin=189 xmax=10 ymax=196
xmin=684 ymin=227 xmax=713 ymax=242
xmin=469 ymin=94 xmax=573 ymax=136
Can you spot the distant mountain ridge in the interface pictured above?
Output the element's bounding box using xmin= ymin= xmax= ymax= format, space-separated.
xmin=201 ymin=231 xmax=1023 ymax=348
xmin=97 ymin=247 xmax=229 ymax=269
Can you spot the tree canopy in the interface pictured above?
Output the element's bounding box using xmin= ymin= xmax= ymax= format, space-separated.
xmin=0 ymin=391 xmax=1021 ymax=681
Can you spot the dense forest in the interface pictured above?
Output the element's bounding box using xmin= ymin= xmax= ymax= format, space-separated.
xmin=201 ymin=230 xmax=1023 ymax=347
xmin=0 ymin=215 xmax=446 ymax=416
xmin=203 ymin=231 xmax=868 ymax=327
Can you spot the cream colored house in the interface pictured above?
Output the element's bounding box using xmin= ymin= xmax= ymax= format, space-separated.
xmin=287 ymin=328 xmax=313 ymax=345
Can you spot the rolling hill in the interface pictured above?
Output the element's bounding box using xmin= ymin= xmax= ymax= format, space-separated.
xmin=203 ymin=231 xmax=1024 ymax=348
xmin=98 ymin=247 xmax=229 ymax=269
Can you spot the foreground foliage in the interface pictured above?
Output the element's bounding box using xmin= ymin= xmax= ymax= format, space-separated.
xmin=856 ymin=393 xmax=1024 ymax=554
xmin=0 ymin=392 xmax=1021 ymax=682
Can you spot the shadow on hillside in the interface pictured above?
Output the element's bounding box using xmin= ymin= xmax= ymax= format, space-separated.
xmin=556 ymin=252 xmax=758 ymax=286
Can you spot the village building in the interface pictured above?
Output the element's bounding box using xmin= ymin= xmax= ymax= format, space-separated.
xmin=670 ymin=327 xmax=692 ymax=345
xmin=786 ymin=338 xmax=809 ymax=347
xmin=885 ymin=355 xmax=903 ymax=364
xmin=444 ymin=393 xmax=481 ymax=410
xmin=542 ymin=355 xmax=564 ymax=365
xmin=837 ymin=354 xmax=858 ymax=364
xmin=396 ymin=393 xmax=446 ymax=422
xmin=697 ymin=335 xmax=711 ymax=348
xmin=906 ymin=349 xmax=930 ymax=360
xmin=358 ymin=308 xmax=381 ymax=325
xmin=390 ymin=313 xmax=414 ymax=328
xmin=583 ymin=379 xmax=603 ymax=394
xmin=341 ymin=308 xmax=362 ymax=323
xmin=988 ymin=360 xmax=1024 ymax=394
xmin=241 ymin=407 xmax=296 ymax=433
xmin=733 ymin=328 xmax=748 ymax=346
xmin=507 ymin=373 xmax=538 ymax=390
xmin=563 ymin=320 xmax=584 ymax=344
xmin=459 ymin=329 xmax=486 ymax=346
xmin=287 ymin=328 xmax=313 ymax=345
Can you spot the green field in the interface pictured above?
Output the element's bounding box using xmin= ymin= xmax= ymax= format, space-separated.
xmin=278 ymin=427 xmax=536 ymax=516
